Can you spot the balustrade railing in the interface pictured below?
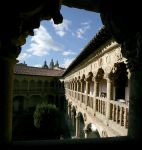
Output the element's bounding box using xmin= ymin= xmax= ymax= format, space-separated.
xmin=96 ymin=97 xmax=107 ymax=115
xmin=109 ymin=100 xmax=128 ymax=129
xmin=87 ymin=95 xmax=93 ymax=108
xmin=65 ymin=88 xmax=129 ymax=131
xmin=82 ymin=93 xmax=85 ymax=104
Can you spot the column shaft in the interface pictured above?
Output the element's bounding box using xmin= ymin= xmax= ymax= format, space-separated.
xmin=85 ymin=81 xmax=89 ymax=106
xmin=0 ymin=57 xmax=16 ymax=143
xmin=128 ymin=71 xmax=142 ymax=139
xmin=106 ymin=79 xmax=112 ymax=121
xmin=75 ymin=115 xmax=80 ymax=137
xmin=93 ymin=81 xmax=99 ymax=115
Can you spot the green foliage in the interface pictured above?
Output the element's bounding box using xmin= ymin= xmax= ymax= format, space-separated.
xmin=33 ymin=103 xmax=59 ymax=129
xmin=33 ymin=102 xmax=71 ymax=139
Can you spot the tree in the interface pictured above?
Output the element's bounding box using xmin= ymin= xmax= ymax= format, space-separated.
xmin=33 ymin=103 xmax=70 ymax=139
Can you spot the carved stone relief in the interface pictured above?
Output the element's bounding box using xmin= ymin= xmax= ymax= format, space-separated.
xmin=115 ymin=49 xmax=122 ymax=62
xmin=106 ymin=55 xmax=111 ymax=64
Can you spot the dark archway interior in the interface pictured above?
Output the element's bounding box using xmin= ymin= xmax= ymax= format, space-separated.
xmin=0 ymin=0 xmax=142 ymax=145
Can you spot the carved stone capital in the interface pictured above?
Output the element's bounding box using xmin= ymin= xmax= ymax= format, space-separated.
xmin=121 ymin=32 xmax=142 ymax=72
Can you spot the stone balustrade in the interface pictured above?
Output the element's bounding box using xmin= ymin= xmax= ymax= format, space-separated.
xmin=65 ymin=88 xmax=128 ymax=135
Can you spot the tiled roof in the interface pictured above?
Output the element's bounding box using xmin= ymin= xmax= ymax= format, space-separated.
xmin=14 ymin=64 xmax=65 ymax=77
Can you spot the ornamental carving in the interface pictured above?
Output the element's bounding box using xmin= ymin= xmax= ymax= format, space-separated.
xmin=121 ymin=32 xmax=142 ymax=71
xmin=95 ymin=68 xmax=104 ymax=82
xmin=108 ymin=62 xmax=128 ymax=84
xmin=115 ymin=51 xmax=122 ymax=62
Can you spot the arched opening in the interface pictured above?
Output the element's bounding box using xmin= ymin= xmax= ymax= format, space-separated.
xmin=109 ymin=62 xmax=128 ymax=102
xmin=96 ymin=68 xmax=107 ymax=98
xmin=2 ymin=0 xmax=140 ymax=144
xmin=86 ymin=123 xmax=100 ymax=138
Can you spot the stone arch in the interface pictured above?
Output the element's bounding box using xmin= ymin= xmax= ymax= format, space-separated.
xmin=81 ymin=74 xmax=86 ymax=94
xmin=109 ymin=62 xmax=128 ymax=101
xmin=77 ymin=76 xmax=81 ymax=92
xmin=87 ymin=72 xmax=93 ymax=79
xmin=74 ymin=77 xmax=78 ymax=91
xmin=87 ymin=72 xmax=94 ymax=96
xmin=95 ymin=68 xmax=104 ymax=82
xmin=95 ymin=68 xmax=107 ymax=98
xmin=85 ymin=123 xmax=100 ymax=138
xmin=1 ymin=0 xmax=140 ymax=142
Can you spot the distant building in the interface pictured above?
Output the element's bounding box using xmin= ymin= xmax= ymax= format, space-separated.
xmin=42 ymin=60 xmax=48 ymax=69
xmin=47 ymin=59 xmax=65 ymax=70
xmin=13 ymin=63 xmax=66 ymax=113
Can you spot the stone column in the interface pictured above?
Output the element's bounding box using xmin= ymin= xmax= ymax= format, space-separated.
xmin=76 ymin=81 xmax=79 ymax=100
xmin=93 ymin=79 xmax=99 ymax=115
xmin=85 ymin=81 xmax=89 ymax=106
xmin=128 ymin=70 xmax=142 ymax=139
xmin=120 ymin=32 xmax=142 ymax=140
xmin=80 ymin=81 xmax=83 ymax=102
xmin=68 ymin=104 xmax=71 ymax=118
xmin=75 ymin=114 xmax=80 ymax=137
xmin=106 ymin=78 xmax=112 ymax=125
xmin=84 ymin=127 xmax=90 ymax=138
xmin=99 ymin=1 xmax=142 ymax=140
xmin=0 ymin=55 xmax=17 ymax=143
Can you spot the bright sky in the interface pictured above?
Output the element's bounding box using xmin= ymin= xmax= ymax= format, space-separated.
xmin=17 ymin=6 xmax=103 ymax=69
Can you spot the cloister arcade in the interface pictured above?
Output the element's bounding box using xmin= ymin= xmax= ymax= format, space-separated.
xmin=64 ymin=40 xmax=129 ymax=138
xmin=13 ymin=75 xmax=65 ymax=113
xmin=0 ymin=0 xmax=141 ymax=144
